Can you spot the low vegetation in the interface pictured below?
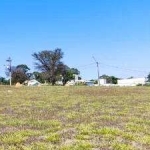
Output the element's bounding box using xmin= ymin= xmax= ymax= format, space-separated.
xmin=0 ymin=86 xmax=150 ymax=149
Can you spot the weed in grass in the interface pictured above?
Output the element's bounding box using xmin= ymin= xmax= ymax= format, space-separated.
xmin=99 ymin=115 xmax=118 ymax=122
xmin=26 ymin=119 xmax=62 ymax=131
xmin=0 ymin=130 xmax=40 ymax=145
xmin=0 ymin=132 xmax=27 ymax=145
xmin=112 ymin=142 xmax=135 ymax=150
xmin=20 ymin=142 xmax=57 ymax=150
xmin=44 ymin=120 xmax=62 ymax=133
xmin=122 ymin=132 xmax=136 ymax=141
xmin=94 ymin=127 xmax=121 ymax=136
xmin=2 ymin=117 xmax=26 ymax=127
xmin=60 ymin=141 xmax=93 ymax=150
xmin=0 ymin=145 xmax=20 ymax=150
xmin=76 ymin=134 xmax=91 ymax=140
xmin=30 ymin=142 xmax=55 ymax=150
xmin=77 ymin=124 xmax=94 ymax=135
xmin=141 ymin=135 xmax=150 ymax=145
xmin=46 ymin=133 xmax=60 ymax=144
xmin=126 ymin=122 xmax=148 ymax=133
xmin=66 ymin=112 xmax=80 ymax=120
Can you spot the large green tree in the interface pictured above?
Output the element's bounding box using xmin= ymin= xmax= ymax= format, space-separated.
xmin=61 ymin=67 xmax=80 ymax=85
xmin=32 ymin=49 xmax=65 ymax=85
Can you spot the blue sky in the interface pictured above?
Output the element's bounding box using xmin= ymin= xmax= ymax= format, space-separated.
xmin=0 ymin=0 xmax=150 ymax=79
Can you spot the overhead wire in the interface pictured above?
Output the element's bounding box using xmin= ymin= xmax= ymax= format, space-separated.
xmin=99 ymin=62 xmax=149 ymax=73
xmin=74 ymin=61 xmax=149 ymax=74
xmin=74 ymin=63 xmax=95 ymax=70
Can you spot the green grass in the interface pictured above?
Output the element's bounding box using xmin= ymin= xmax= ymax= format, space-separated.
xmin=0 ymin=86 xmax=150 ymax=149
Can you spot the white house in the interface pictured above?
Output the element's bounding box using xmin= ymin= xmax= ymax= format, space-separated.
xmin=117 ymin=78 xmax=147 ymax=86
xmin=28 ymin=79 xmax=41 ymax=86
xmin=99 ymin=77 xmax=147 ymax=87
xmin=99 ymin=79 xmax=107 ymax=85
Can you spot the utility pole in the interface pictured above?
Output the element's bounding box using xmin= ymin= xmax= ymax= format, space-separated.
xmin=93 ymin=56 xmax=100 ymax=86
xmin=6 ymin=57 xmax=12 ymax=86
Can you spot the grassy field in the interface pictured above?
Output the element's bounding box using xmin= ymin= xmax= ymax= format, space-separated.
xmin=0 ymin=86 xmax=150 ymax=150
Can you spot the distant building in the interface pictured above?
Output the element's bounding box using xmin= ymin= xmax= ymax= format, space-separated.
xmin=99 ymin=79 xmax=107 ymax=85
xmin=65 ymin=80 xmax=75 ymax=86
xmin=28 ymin=79 xmax=41 ymax=86
xmin=99 ymin=77 xmax=147 ymax=87
xmin=118 ymin=78 xmax=147 ymax=86
xmin=85 ymin=81 xmax=94 ymax=86
xmin=74 ymin=74 xmax=79 ymax=82
xmin=55 ymin=81 xmax=63 ymax=85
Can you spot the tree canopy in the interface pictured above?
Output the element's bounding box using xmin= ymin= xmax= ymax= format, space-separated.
xmin=147 ymin=73 xmax=150 ymax=82
xmin=32 ymin=49 xmax=65 ymax=85
xmin=32 ymin=49 xmax=81 ymax=85
xmin=16 ymin=64 xmax=30 ymax=73
xmin=9 ymin=64 xmax=30 ymax=84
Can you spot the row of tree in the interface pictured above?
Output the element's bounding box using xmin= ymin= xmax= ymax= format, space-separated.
xmin=1 ymin=48 xmax=150 ymax=85
xmin=4 ymin=49 xmax=80 ymax=85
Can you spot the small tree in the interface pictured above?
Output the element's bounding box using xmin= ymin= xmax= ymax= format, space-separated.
xmin=12 ymin=69 xmax=28 ymax=84
xmin=0 ymin=77 xmax=9 ymax=85
xmin=10 ymin=64 xmax=30 ymax=84
xmin=62 ymin=69 xmax=74 ymax=85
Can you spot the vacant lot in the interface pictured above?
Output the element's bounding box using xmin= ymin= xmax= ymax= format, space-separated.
xmin=0 ymin=86 xmax=150 ymax=150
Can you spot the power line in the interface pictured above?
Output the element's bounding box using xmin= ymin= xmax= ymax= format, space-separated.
xmin=99 ymin=62 xmax=149 ymax=73
xmin=74 ymin=63 xmax=95 ymax=68
xmin=74 ymin=61 xmax=149 ymax=80
xmin=76 ymin=61 xmax=149 ymax=73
